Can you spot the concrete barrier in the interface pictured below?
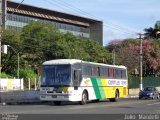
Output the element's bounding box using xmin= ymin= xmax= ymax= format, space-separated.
xmin=129 ymin=88 xmax=139 ymax=96
xmin=0 ymin=91 xmax=40 ymax=104
xmin=0 ymin=87 xmax=160 ymax=104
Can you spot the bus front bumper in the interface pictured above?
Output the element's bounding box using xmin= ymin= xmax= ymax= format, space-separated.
xmin=40 ymin=93 xmax=81 ymax=102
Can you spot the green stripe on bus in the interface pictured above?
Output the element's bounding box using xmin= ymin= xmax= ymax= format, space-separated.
xmin=96 ymin=78 xmax=106 ymax=99
xmin=91 ymin=78 xmax=101 ymax=99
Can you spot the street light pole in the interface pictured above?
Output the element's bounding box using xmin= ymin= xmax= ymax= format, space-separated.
xmin=17 ymin=52 xmax=19 ymax=79
xmin=17 ymin=53 xmax=19 ymax=79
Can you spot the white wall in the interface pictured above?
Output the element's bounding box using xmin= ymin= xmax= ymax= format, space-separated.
xmin=0 ymin=78 xmax=24 ymax=91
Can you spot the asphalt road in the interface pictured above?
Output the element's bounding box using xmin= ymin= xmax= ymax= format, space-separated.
xmin=0 ymin=98 xmax=160 ymax=114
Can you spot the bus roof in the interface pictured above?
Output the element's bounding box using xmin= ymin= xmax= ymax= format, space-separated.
xmin=42 ymin=59 xmax=126 ymax=69
xmin=43 ymin=59 xmax=82 ymax=65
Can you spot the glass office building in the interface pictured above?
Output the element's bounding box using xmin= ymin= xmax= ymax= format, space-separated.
xmin=3 ymin=0 xmax=103 ymax=45
xmin=6 ymin=13 xmax=90 ymax=38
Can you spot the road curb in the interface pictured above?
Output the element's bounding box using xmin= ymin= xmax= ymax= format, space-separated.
xmin=126 ymin=95 xmax=138 ymax=98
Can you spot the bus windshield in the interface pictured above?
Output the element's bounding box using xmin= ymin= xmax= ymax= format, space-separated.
xmin=41 ymin=65 xmax=71 ymax=86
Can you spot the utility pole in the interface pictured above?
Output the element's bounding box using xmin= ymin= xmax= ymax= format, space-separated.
xmin=0 ymin=0 xmax=2 ymax=77
xmin=112 ymin=48 xmax=115 ymax=65
xmin=138 ymin=33 xmax=143 ymax=91
xmin=0 ymin=0 xmax=6 ymax=77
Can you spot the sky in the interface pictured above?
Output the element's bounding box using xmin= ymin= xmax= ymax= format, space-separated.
xmin=13 ymin=0 xmax=160 ymax=46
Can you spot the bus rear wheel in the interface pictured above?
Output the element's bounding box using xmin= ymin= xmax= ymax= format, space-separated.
xmin=109 ymin=90 xmax=119 ymax=102
xmin=54 ymin=101 xmax=61 ymax=105
xmin=80 ymin=91 xmax=88 ymax=105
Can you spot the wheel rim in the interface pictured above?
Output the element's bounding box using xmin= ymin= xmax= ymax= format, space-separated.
xmin=157 ymin=95 xmax=159 ymax=99
xmin=116 ymin=92 xmax=119 ymax=99
xmin=82 ymin=92 xmax=87 ymax=103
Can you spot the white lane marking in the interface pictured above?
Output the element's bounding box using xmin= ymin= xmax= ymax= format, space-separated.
xmin=147 ymin=102 xmax=160 ymax=106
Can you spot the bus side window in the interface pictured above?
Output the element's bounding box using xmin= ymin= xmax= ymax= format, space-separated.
xmin=74 ymin=70 xmax=78 ymax=81
xmin=73 ymin=70 xmax=80 ymax=86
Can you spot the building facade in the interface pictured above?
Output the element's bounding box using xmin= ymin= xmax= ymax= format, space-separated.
xmin=2 ymin=0 xmax=103 ymax=45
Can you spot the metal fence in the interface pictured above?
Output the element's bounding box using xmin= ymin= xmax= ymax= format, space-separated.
xmin=129 ymin=76 xmax=160 ymax=88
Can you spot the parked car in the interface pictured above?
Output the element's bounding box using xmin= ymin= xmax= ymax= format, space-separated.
xmin=139 ymin=86 xmax=160 ymax=99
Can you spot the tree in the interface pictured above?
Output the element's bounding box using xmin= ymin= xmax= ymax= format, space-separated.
xmin=1 ymin=29 xmax=22 ymax=74
xmin=117 ymin=41 xmax=139 ymax=73
xmin=21 ymin=21 xmax=62 ymax=70
xmin=106 ymin=39 xmax=141 ymax=74
xmin=145 ymin=40 xmax=160 ymax=76
xmin=62 ymin=32 xmax=90 ymax=60
xmin=144 ymin=27 xmax=157 ymax=39
xmin=21 ymin=21 xmax=112 ymax=66
xmin=109 ymin=38 xmax=160 ymax=76
xmin=106 ymin=39 xmax=124 ymax=65
xmin=1 ymin=21 xmax=114 ymax=79
xmin=144 ymin=23 xmax=160 ymax=39
xmin=81 ymin=38 xmax=112 ymax=64
xmin=106 ymin=39 xmax=123 ymax=51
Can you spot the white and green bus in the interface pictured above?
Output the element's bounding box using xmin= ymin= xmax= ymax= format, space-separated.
xmin=40 ymin=59 xmax=128 ymax=105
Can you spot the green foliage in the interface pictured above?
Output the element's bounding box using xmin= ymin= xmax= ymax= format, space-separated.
xmin=62 ymin=33 xmax=90 ymax=60
xmin=2 ymin=21 xmax=113 ymax=80
xmin=121 ymin=38 xmax=139 ymax=47
xmin=81 ymin=38 xmax=112 ymax=63
xmin=1 ymin=29 xmax=22 ymax=74
xmin=0 ymin=72 xmax=12 ymax=78
xmin=13 ymin=68 xmax=38 ymax=87
xmin=144 ymin=22 xmax=160 ymax=39
xmin=2 ymin=29 xmax=22 ymax=47
xmin=21 ymin=21 xmax=62 ymax=69
xmin=21 ymin=21 xmax=112 ymax=65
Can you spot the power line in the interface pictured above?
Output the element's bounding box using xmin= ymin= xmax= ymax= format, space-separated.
xmin=5 ymin=0 xmax=25 ymax=23
xmin=57 ymin=0 xmax=137 ymax=33
xmin=13 ymin=0 xmax=25 ymax=14
xmin=5 ymin=0 xmax=136 ymax=37
xmin=46 ymin=0 xmax=137 ymax=35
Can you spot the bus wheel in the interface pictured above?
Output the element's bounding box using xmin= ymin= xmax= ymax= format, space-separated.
xmin=114 ymin=90 xmax=119 ymax=102
xmin=109 ymin=90 xmax=119 ymax=102
xmin=54 ymin=101 xmax=61 ymax=105
xmin=80 ymin=91 xmax=88 ymax=105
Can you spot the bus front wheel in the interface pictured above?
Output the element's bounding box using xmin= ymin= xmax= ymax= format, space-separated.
xmin=80 ymin=91 xmax=88 ymax=105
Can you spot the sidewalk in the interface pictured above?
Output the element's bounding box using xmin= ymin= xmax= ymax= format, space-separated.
xmin=126 ymin=94 xmax=139 ymax=98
